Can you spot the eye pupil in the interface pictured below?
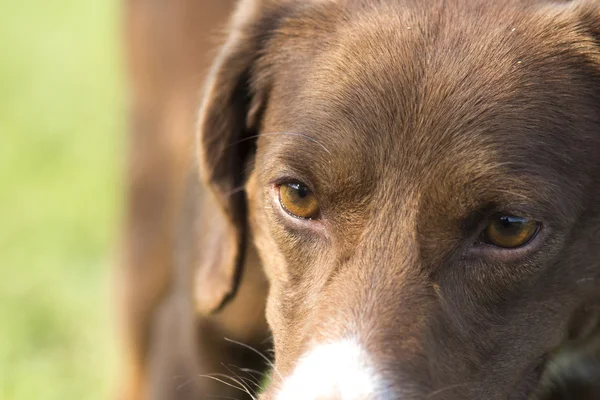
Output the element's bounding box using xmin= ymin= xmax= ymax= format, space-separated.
xmin=499 ymin=216 xmax=526 ymax=233
xmin=296 ymin=185 xmax=308 ymax=198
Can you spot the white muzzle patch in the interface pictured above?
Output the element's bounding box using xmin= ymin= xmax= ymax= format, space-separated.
xmin=275 ymin=339 xmax=381 ymax=400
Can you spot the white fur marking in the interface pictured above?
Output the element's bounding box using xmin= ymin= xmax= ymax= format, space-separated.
xmin=276 ymin=339 xmax=380 ymax=400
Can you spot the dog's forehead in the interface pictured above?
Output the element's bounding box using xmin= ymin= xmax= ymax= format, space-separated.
xmin=259 ymin=1 xmax=596 ymax=189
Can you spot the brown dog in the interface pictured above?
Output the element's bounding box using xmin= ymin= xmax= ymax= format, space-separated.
xmin=120 ymin=0 xmax=600 ymax=399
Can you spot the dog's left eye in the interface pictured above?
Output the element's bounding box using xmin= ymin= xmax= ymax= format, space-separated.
xmin=278 ymin=182 xmax=320 ymax=219
xmin=480 ymin=214 xmax=540 ymax=248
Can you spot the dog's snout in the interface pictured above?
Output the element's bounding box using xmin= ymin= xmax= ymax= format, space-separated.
xmin=274 ymin=339 xmax=384 ymax=400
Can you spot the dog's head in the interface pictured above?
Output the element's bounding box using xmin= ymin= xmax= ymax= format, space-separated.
xmin=195 ymin=0 xmax=600 ymax=398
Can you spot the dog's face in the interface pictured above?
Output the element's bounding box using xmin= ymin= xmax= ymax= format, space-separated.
xmin=196 ymin=0 xmax=600 ymax=398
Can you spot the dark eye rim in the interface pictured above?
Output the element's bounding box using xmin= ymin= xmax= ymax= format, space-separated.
xmin=276 ymin=181 xmax=321 ymax=220
xmin=476 ymin=214 xmax=542 ymax=249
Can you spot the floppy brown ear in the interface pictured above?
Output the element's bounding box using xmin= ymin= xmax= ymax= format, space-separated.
xmin=194 ymin=0 xmax=276 ymax=314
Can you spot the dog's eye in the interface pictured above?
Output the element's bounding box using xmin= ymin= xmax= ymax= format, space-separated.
xmin=481 ymin=214 xmax=540 ymax=248
xmin=279 ymin=182 xmax=320 ymax=219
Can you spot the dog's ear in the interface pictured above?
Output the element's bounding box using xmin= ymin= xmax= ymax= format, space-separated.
xmin=194 ymin=0 xmax=279 ymax=314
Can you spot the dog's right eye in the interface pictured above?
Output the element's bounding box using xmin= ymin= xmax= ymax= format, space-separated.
xmin=480 ymin=214 xmax=540 ymax=248
xmin=278 ymin=182 xmax=320 ymax=219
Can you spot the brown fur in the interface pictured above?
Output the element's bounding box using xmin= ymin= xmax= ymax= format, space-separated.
xmin=117 ymin=1 xmax=270 ymax=399
xmin=121 ymin=0 xmax=600 ymax=399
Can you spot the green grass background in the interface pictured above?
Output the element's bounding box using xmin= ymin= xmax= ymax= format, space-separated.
xmin=0 ymin=1 xmax=123 ymax=399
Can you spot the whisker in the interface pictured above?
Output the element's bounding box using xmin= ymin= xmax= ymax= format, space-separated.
xmin=226 ymin=132 xmax=332 ymax=156
xmin=426 ymin=381 xmax=475 ymax=399
xmin=260 ymin=335 xmax=274 ymax=346
xmin=198 ymin=375 xmax=244 ymax=392
xmin=219 ymin=372 xmax=256 ymax=397
xmin=222 ymin=363 xmax=261 ymax=389
xmin=238 ymin=367 xmax=268 ymax=378
xmin=226 ymin=133 xmax=261 ymax=149
xmin=198 ymin=374 xmax=257 ymax=400
xmin=175 ymin=376 xmax=196 ymax=391
xmin=227 ymin=364 xmax=262 ymax=386
xmin=224 ymin=337 xmax=283 ymax=383
xmin=224 ymin=184 xmax=246 ymax=197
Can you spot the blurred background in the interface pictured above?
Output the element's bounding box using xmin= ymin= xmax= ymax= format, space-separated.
xmin=0 ymin=0 xmax=123 ymax=398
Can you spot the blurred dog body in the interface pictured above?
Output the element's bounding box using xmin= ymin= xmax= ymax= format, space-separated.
xmin=118 ymin=2 xmax=270 ymax=399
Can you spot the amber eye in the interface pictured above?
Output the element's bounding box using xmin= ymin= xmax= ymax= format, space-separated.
xmin=481 ymin=214 xmax=540 ymax=248
xmin=278 ymin=182 xmax=320 ymax=219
